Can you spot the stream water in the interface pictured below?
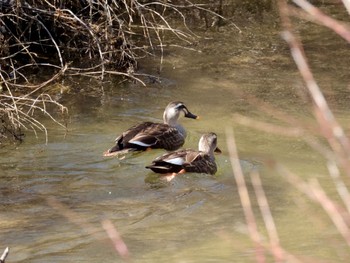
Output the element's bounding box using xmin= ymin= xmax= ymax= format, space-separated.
xmin=1 ymin=3 xmax=350 ymax=262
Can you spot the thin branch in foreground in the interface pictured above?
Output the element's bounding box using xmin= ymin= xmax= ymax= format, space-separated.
xmin=233 ymin=113 xmax=304 ymax=137
xmin=292 ymin=0 xmax=350 ymax=43
xmin=46 ymin=197 xmax=130 ymax=261
xmin=101 ymin=220 xmax=130 ymax=261
xmin=273 ymin=163 xmax=350 ymax=247
xmin=233 ymin=109 xmax=339 ymax=166
xmin=0 ymin=247 xmax=9 ymax=263
xmin=278 ymin=0 xmax=350 ymax=178
xmin=342 ymin=0 xmax=350 ymax=15
xmin=226 ymin=130 xmax=302 ymax=262
xmin=309 ymin=179 xmax=350 ymax=247
xmin=226 ymin=128 xmax=265 ymax=263
xmin=327 ymin=161 xmax=350 ymax=214
xmin=251 ymin=171 xmax=284 ymax=262
xmin=231 ymin=89 xmax=319 ymax=135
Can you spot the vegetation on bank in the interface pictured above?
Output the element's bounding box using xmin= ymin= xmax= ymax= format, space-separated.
xmin=0 ymin=0 xmax=237 ymax=144
xmin=0 ymin=0 xmax=277 ymax=144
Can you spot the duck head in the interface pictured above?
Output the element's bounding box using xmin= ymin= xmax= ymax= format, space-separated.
xmin=198 ymin=132 xmax=221 ymax=155
xmin=163 ymin=101 xmax=198 ymax=126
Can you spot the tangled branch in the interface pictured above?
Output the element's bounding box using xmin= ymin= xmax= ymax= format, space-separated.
xmin=0 ymin=0 xmax=230 ymax=143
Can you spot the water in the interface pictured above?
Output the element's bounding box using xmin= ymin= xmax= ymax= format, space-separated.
xmin=2 ymin=4 xmax=350 ymax=262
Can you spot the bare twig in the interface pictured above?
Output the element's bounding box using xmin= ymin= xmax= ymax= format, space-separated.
xmin=342 ymin=0 xmax=350 ymax=15
xmin=0 ymin=1 xmax=238 ymax=142
xmin=251 ymin=171 xmax=284 ymax=262
xmin=274 ymin=163 xmax=350 ymax=247
xmin=47 ymin=197 xmax=130 ymax=261
xmin=0 ymin=247 xmax=9 ymax=263
xmin=233 ymin=113 xmax=304 ymax=137
xmin=327 ymin=161 xmax=350 ymax=214
xmin=101 ymin=220 xmax=130 ymax=261
xmin=309 ymin=179 xmax=350 ymax=247
xmin=292 ymin=0 xmax=350 ymax=43
xmin=226 ymin=128 xmax=265 ymax=263
xmin=278 ymin=0 xmax=350 ymax=178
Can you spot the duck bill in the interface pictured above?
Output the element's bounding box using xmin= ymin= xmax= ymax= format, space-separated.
xmin=183 ymin=107 xmax=198 ymax=119
xmin=185 ymin=112 xmax=198 ymax=119
xmin=214 ymin=147 xmax=222 ymax=154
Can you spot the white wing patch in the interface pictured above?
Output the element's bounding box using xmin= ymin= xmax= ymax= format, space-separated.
xmin=165 ymin=157 xmax=185 ymax=165
xmin=129 ymin=140 xmax=153 ymax=147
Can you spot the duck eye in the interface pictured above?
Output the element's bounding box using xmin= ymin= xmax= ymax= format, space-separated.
xmin=175 ymin=103 xmax=184 ymax=110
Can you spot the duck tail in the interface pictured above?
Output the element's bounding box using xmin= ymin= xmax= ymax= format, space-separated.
xmin=145 ymin=165 xmax=169 ymax=174
xmin=103 ymin=144 xmax=137 ymax=157
xmin=103 ymin=144 xmax=121 ymax=157
xmin=109 ymin=144 xmax=121 ymax=153
xmin=145 ymin=163 xmax=182 ymax=174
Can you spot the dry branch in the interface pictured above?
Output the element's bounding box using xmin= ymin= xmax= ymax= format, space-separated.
xmin=0 ymin=247 xmax=9 ymax=263
xmin=226 ymin=130 xmax=303 ymax=262
xmin=0 ymin=0 xmax=228 ymax=142
xmin=274 ymin=162 xmax=350 ymax=248
xmin=292 ymin=0 xmax=350 ymax=43
xmin=278 ymin=0 xmax=350 ymax=178
xmin=226 ymin=128 xmax=266 ymax=263
xmin=47 ymin=197 xmax=130 ymax=261
xmin=251 ymin=171 xmax=284 ymax=262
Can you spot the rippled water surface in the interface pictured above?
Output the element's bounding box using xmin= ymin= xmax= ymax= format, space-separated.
xmin=2 ymin=4 xmax=350 ymax=262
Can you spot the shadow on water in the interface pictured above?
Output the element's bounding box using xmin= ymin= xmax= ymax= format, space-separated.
xmin=1 ymin=3 xmax=350 ymax=262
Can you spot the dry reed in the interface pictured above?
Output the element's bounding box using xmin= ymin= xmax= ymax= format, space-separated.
xmin=46 ymin=197 xmax=130 ymax=261
xmin=226 ymin=0 xmax=350 ymax=261
xmin=0 ymin=247 xmax=9 ymax=263
xmin=0 ymin=0 xmax=231 ymax=143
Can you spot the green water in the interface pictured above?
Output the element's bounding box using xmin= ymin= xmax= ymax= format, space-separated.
xmin=1 ymin=3 xmax=350 ymax=262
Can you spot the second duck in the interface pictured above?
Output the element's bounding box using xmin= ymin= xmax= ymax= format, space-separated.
xmin=145 ymin=132 xmax=221 ymax=177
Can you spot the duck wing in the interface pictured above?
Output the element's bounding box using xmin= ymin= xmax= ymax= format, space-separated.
xmin=104 ymin=122 xmax=155 ymax=156
xmin=113 ymin=122 xmax=159 ymax=150
xmin=110 ymin=122 xmax=183 ymax=151
xmin=151 ymin=150 xmax=217 ymax=175
xmin=105 ymin=121 xmax=186 ymax=156
xmin=146 ymin=149 xmax=200 ymax=174
xmin=128 ymin=123 xmax=185 ymax=151
xmin=183 ymin=153 xmax=216 ymax=174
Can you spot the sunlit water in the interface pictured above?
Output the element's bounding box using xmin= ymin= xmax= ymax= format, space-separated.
xmin=2 ymin=4 xmax=350 ymax=262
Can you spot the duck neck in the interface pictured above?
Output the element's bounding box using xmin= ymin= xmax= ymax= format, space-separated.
xmin=199 ymin=142 xmax=215 ymax=157
xmin=163 ymin=108 xmax=180 ymax=127
xmin=165 ymin=118 xmax=177 ymax=127
xmin=163 ymin=110 xmax=186 ymax=137
xmin=175 ymin=124 xmax=186 ymax=138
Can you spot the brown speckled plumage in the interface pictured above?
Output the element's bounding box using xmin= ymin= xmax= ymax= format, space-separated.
xmin=146 ymin=132 xmax=220 ymax=175
xmin=103 ymin=102 xmax=197 ymax=156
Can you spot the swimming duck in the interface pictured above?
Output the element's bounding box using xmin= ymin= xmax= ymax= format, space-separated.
xmin=145 ymin=132 xmax=221 ymax=178
xmin=103 ymin=101 xmax=198 ymax=156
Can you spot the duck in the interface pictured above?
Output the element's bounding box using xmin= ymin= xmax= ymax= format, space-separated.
xmin=103 ymin=101 xmax=198 ymax=156
xmin=145 ymin=132 xmax=221 ymax=179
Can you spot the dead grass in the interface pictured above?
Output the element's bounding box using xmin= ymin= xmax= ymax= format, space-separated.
xmin=226 ymin=1 xmax=350 ymax=261
xmin=0 ymin=0 xmax=234 ymax=144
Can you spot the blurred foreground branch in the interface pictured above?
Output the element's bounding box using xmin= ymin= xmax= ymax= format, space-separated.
xmin=46 ymin=197 xmax=130 ymax=261
xmin=279 ymin=0 xmax=350 ymax=178
xmin=228 ymin=2 xmax=350 ymax=261
xmin=273 ymin=162 xmax=350 ymax=247
xmin=226 ymin=128 xmax=265 ymax=263
xmin=0 ymin=247 xmax=9 ymax=263
xmin=226 ymin=129 xmax=302 ymax=262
